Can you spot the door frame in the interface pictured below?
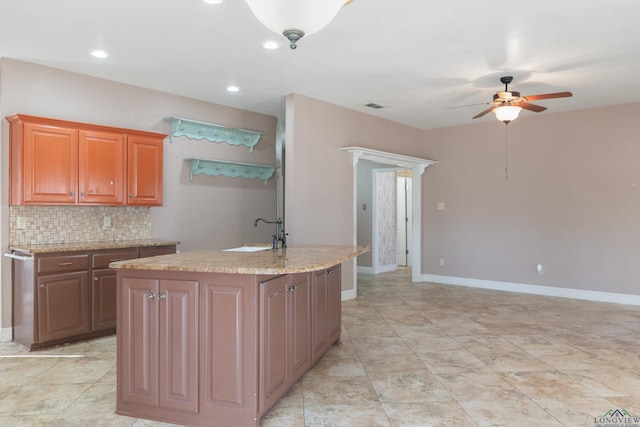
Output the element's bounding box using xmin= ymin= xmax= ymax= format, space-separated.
xmin=342 ymin=147 xmax=437 ymax=284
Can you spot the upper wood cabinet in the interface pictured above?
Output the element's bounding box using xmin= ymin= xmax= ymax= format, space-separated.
xmin=127 ymin=134 xmax=163 ymax=206
xmin=7 ymin=114 xmax=165 ymax=206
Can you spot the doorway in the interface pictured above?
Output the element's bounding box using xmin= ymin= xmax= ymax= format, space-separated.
xmin=343 ymin=146 xmax=437 ymax=286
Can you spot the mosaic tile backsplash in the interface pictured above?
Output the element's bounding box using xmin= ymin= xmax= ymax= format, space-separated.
xmin=9 ymin=205 xmax=152 ymax=245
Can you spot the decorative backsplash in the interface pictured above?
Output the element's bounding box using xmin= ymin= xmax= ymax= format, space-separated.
xmin=9 ymin=205 xmax=152 ymax=246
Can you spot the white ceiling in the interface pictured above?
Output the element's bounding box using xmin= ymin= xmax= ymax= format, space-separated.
xmin=1 ymin=0 xmax=639 ymax=130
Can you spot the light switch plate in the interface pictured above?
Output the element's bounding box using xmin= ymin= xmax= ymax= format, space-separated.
xmin=16 ymin=216 xmax=26 ymax=229
xmin=103 ymin=216 xmax=111 ymax=227
xmin=437 ymin=202 xmax=445 ymax=211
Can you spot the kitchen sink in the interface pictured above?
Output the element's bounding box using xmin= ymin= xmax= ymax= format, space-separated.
xmin=223 ymin=246 xmax=271 ymax=252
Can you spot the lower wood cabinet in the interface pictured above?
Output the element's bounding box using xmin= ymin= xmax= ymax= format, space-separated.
xmin=120 ymin=277 xmax=199 ymax=413
xmin=91 ymin=249 xmax=138 ymax=331
xmin=37 ymin=269 xmax=91 ymax=343
xmin=116 ymin=265 xmax=342 ymax=427
xmin=11 ymin=244 xmax=176 ymax=350
xmin=259 ymin=273 xmax=312 ymax=414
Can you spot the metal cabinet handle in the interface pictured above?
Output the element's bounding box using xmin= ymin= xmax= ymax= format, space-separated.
xmin=70 ymin=192 xmax=75 ymax=196
xmin=80 ymin=192 xmax=86 ymax=197
xmin=58 ymin=262 xmax=73 ymax=266
xmin=147 ymin=292 xmax=155 ymax=300
xmin=94 ymin=277 xmax=99 ymax=281
xmin=158 ymin=293 xmax=166 ymax=301
xmin=129 ymin=193 xmax=135 ymax=198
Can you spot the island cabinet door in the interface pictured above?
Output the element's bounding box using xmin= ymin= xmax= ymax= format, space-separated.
xmin=327 ymin=264 xmax=342 ymax=345
xmin=259 ymin=274 xmax=291 ymax=415
xmin=158 ymin=279 xmax=199 ymax=413
xmin=120 ymin=277 xmax=160 ymax=407
xmin=311 ymin=269 xmax=329 ymax=363
xmin=259 ymin=273 xmax=312 ymax=415
xmin=289 ymin=273 xmax=312 ymax=385
xmin=120 ymin=277 xmax=199 ymax=413
xmin=199 ymin=277 xmax=258 ymax=427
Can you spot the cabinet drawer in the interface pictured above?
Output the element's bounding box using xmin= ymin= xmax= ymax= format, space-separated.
xmin=37 ymin=254 xmax=89 ymax=274
xmin=92 ymin=249 xmax=138 ymax=269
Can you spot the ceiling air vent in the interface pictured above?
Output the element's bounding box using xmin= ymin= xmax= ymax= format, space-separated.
xmin=365 ymin=102 xmax=384 ymax=109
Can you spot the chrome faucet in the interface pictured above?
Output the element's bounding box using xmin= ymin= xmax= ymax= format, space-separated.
xmin=254 ymin=217 xmax=287 ymax=249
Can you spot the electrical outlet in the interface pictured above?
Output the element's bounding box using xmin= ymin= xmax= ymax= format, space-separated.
xmin=537 ymin=264 xmax=544 ymax=275
xmin=16 ymin=216 xmax=26 ymax=230
xmin=103 ymin=216 xmax=111 ymax=228
xmin=440 ymin=258 xmax=445 ymax=266
xmin=437 ymin=202 xmax=445 ymax=211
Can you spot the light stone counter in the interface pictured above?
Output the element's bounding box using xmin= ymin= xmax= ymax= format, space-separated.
xmin=9 ymin=239 xmax=180 ymax=254
xmin=110 ymin=245 xmax=370 ymax=275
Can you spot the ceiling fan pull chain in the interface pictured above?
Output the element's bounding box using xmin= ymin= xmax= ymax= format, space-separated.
xmin=504 ymin=124 xmax=509 ymax=181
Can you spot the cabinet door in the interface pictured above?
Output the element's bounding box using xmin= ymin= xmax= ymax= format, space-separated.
xmin=121 ymin=278 xmax=159 ymax=407
xmin=92 ymin=269 xmax=118 ymax=331
xmin=327 ymin=264 xmax=342 ymax=345
xmin=22 ymin=122 xmax=78 ymax=204
xmin=290 ymin=273 xmax=312 ymax=384
xmin=36 ymin=271 xmax=90 ymax=342
xmin=127 ymin=135 xmax=163 ymax=206
xmin=78 ymin=129 xmax=125 ymax=205
xmin=259 ymin=275 xmax=290 ymax=414
xmin=158 ymin=279 xmax=199 ymax=413
xmin=311 ymin=269 xmax=328 ymax=363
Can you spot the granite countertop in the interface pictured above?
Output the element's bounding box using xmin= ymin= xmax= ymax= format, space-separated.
xmin=110 ymin=245 xmax=371 ymax=275
xmin=9 ymin=239 xmax=180 ymax=254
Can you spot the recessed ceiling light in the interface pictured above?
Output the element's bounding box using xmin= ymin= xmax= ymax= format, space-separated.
xmin=262 ymin=40 xmax=280 ymax=50
xmin=203 ymin=0 xmax=222 ymax=4
xmin=226 ymin=85 xmax=240 ymax=93
xmin=90 ymin=49 xmax=109 ymax=59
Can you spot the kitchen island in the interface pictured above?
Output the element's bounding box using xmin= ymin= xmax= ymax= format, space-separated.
xmin=111 ymin=245 xmax=369 ymax=427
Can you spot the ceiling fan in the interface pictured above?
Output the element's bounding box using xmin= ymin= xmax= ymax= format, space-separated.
xmin=473 ymin=76 xmax=573 ymax=123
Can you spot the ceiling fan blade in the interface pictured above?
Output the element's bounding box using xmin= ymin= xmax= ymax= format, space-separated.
xmin=472 ymin=106 xmax=496 ymax=119
xmin=524 ymin=91 xmax=573 ymax=101
xmin=518 ymin=102 xmax=547 ymax=113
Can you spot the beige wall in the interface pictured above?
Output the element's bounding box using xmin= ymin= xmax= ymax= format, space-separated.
xmin=0 ymin=59 xmax=278 ymax=333
xmin=284 ymin=94 xmax=425 ymax=292
xmin=422 ymin=103 xmax=640 ymax=295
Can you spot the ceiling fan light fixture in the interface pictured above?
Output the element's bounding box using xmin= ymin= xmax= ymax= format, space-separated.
xmin=494 ymin=105 xmax=522 ymax=123
xmin=243 ymin=0 xmax=348 ymax=49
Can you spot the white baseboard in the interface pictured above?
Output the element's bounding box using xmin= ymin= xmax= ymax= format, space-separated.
xmin=357 ymin=266 xmax=374 ymax=274
xmin=342 ymin=288 xmax=357 ymax=301
xmin=357 ymin=265 xmax=398 ymax=275
xmin=0 ymin=327 xmax=12 ymax=342
xmin=376 ymin=264 xmax=398 ymax=274
xmin=422 ymin=274 xmax=640 ymax=306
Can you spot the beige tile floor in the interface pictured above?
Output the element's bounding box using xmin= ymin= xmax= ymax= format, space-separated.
xmin=2 ymin=268 xmax=640 ymax=426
